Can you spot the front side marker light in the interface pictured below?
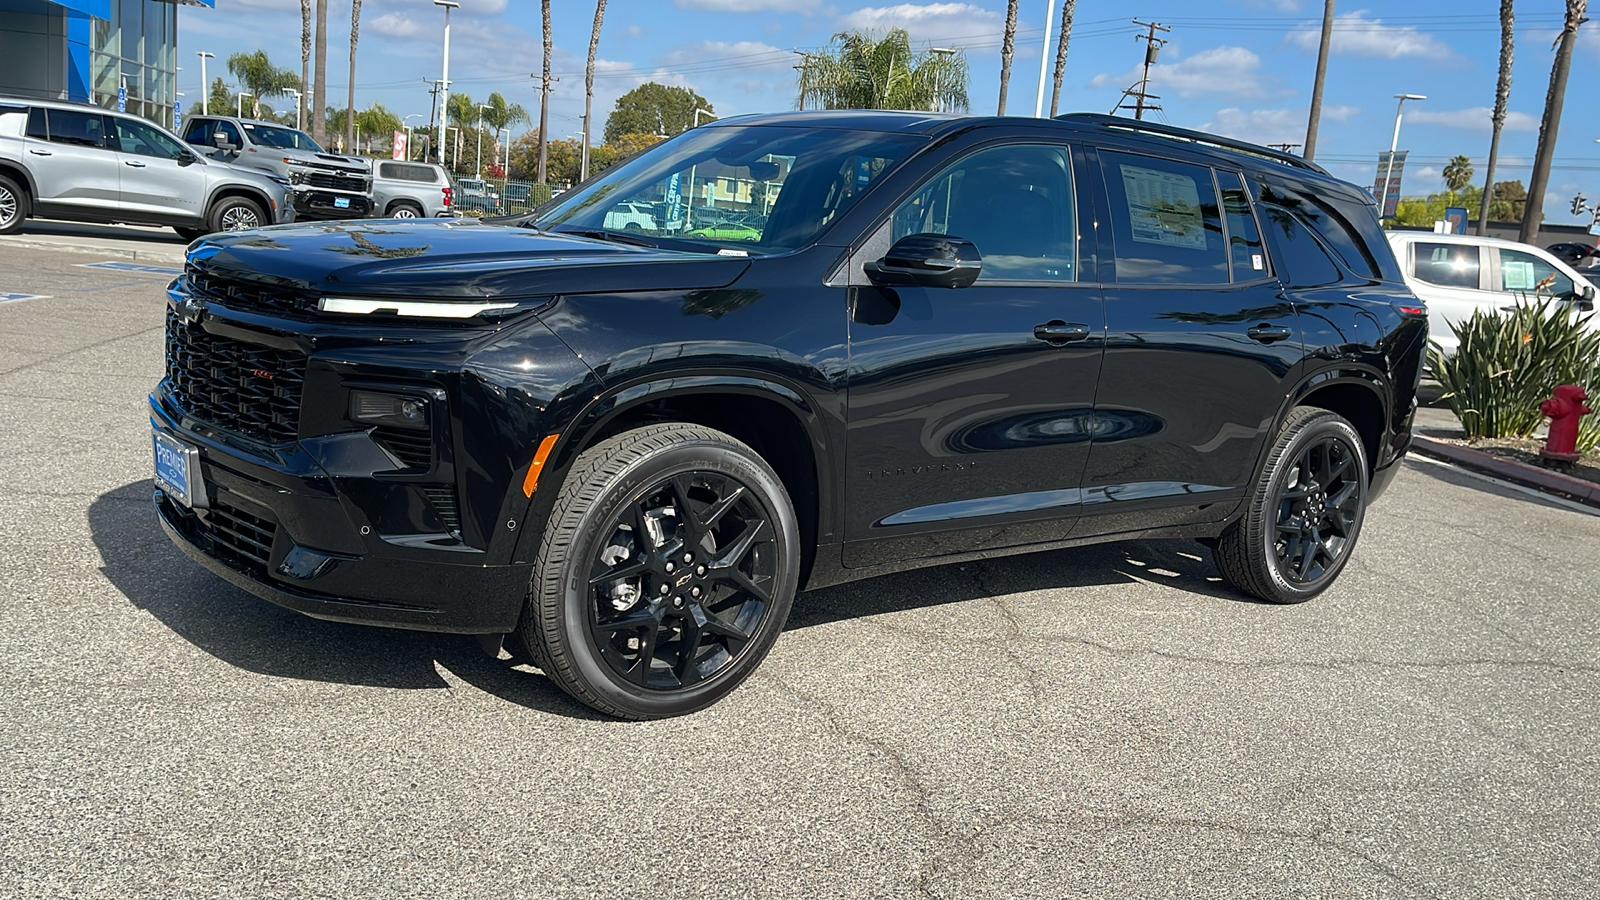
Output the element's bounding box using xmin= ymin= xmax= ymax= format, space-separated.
xmin=321 ymin=297 xmax=518 ymax=318
xmin=522 ymin=434 xmax=560 ymax=496
xmin=350 ymin=390 xmax=429 ymax=430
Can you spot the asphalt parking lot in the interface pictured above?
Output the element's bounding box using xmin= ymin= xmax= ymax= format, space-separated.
xmin=2 ymin=239 xmax=1598 ymax=898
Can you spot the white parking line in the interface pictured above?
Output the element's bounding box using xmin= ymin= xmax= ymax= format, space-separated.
xmin=0 ymin=292 xmax=49 ymax=304
xmin=75 ymin=261 xmax=183 ymax=276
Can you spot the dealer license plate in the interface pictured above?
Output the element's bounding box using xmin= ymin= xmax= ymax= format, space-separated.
xmin=153 ymin=431 xmax=205 ymax=509
xmin=334 ymin=197 xmax=351 ymax=209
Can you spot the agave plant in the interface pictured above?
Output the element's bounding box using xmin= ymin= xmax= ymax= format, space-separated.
xmin=1428 ymin=296 xmax=1600 ymax=452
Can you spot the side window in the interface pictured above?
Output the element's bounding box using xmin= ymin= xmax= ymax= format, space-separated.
xmin=113 ymin=117 xmax=186 ymax=159
xmin=378 ymin=162 xmax=399 ymax=179
xmin=1412 ymin=242 xmax=1481 ymax=290
xmin=45 ymin=109 xmax=108 ymax=149
xmin=1100 ymin=151 xmax=1227 ymax=284
xmin=26 ymin=108 xmax=48 ymax=139
xmin=209 ymin=121 xmax=243 ymax=147
xmin=183 ymin=119 xmax=211 ymax=144
xmin=891 ymin=143 xmax=1076 ymax=283
xmin=1498 ymin=247 xmax=1574 ymax=296
xmin=1219 ymin=171 xmax=1267 ymax=281
xmin=1256 ymin=191 xmax=1343 ymax=288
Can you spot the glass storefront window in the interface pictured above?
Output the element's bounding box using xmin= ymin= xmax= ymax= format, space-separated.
xmin=88 ymin=2 xmax=179 ymax=129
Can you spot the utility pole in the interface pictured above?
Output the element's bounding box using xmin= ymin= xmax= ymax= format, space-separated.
xmin=791 ymin=50 xmax=812 ymax=110
xmin=1303 ymin=0 xmax=1335 ymax=161
xmin=1269 ymin=142 xmax=1303 ymax=153
xmin=1120 ymin=19 xmax=1168 ymax=120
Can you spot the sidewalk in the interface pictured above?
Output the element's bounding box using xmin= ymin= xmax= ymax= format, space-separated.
xmin=0 ymin=220 xmax=188 ymax=264
xmin=1410 ymin=405 xmax=1600 ymax=508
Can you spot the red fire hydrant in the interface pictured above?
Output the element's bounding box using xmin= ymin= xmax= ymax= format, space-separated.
xmin=1539 ymin=384 xmax=1592 ymax=464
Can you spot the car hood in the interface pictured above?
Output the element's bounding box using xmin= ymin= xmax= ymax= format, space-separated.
xmin=188 ymin=219 xmax=751 ymax=299
xmin=282 ymin=149 xmax=370 ymax=171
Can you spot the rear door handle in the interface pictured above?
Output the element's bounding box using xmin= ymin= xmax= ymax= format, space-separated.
xmin=1245 ymin=323 xmax=1293 ymax=344
xmin=124 ymin=160 xmax=147 ymax=168
xmin=1033 ymin=321 xmax=1093 ymax=344
xmin=29 ymin=149 xmax=52 ymax=156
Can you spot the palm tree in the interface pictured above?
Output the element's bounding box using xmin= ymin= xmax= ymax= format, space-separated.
xmin=1443 ymin=154 xmax=1474 ymax=204
xmin=582 ymin=0 xmax=608 ymax=183
xmin=226 ymin=50 xmax=299 ymax=117
xmin=1478 ymin=0 xmax=1513 ymax=235
xmin=997 ymin=0 xmax=1019 ymax=114
xmin=346 ymin=0 xmax=362 ymax=150
xmin=299 ymin=1 xmax=311 ymax=131
xmin=799 ymin=30 xmax=969 ymax=112
xmin=446 ymin=92 xmax=477 ymax=128
xmin=311 ymin=0 xmax=329 ymax=145
xmin=481 ymin=91 xmax=530 ymax=149
xmin=537 ymin=0 xmax=552 ymax=184
xmin=1521 ymin=0 xmax=1587 ymax=243
xmin=1047 ymin=0 xmax=1077 ymax=116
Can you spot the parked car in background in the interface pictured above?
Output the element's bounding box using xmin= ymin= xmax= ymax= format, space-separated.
xmin=685 ymin=221 xmax=759 ymax=241
xmin=453 ymin=177 xmax=499 ymax=215
xmin=370 ymin=160 xmax=452 ymax=218
xmin=601 ymin=200 xmax=657 ymax=232
xmin=0 ymin=96 xmax=293 ymax=239
xmin=1387 ymin=231 xmax=1598 ymax=356
xmin=180 ymin=115 xmax=373 ymax=220
xmin=1545 ymin=241 xmax=1597 ymax=268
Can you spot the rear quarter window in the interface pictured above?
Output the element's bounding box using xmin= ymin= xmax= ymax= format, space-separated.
xmin=1258 ymin=177 xmax=1397 ymax=282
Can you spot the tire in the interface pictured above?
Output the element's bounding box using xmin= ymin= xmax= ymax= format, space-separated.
xmin=388 ymin=202 xmax=422 ymax=219
xmin=1214 ymin=407 xmax=1368 ymax=604
xmin=0 ymin=174 xmax=29 ymax=235
xmin=174 ymin=226 xmax=210 ymax=242
xmin=208 ymin=196 xmax=266 ymax=233
xmin=623 ymin=222 xmax=643 ymax=233
xmin=514 ymin=423 xmax=801 ymax=719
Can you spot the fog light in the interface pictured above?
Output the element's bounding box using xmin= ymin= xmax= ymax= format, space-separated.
xmin=350 ymin=390 xmax=429 ymax=430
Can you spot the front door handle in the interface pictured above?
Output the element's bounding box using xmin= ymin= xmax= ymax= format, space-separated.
xmin=1033 ymin=321 xmax=1093 ymax=344
xmin=29 ymin=149 xmax=52 ymax=156
xmin=1245 ymin=323 xmax=1293 ymax=344
xmin=124 ymin=160 xmax=147 ymax=168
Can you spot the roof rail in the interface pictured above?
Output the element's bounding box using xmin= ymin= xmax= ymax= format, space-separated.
xmin=1054 ymin=113 xmax=1330 ymax=176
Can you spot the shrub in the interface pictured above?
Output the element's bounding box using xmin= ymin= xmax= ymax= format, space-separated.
xmin=1427 ymin=297 xmax=1600 ymax=453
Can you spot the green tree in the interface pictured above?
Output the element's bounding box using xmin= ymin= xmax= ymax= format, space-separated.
xmin=446 ymin=92 xmax=478 ymax=128
xmin=1443 ymin=154 xmax=1474 ymax=205
xmin=511 ymin=134 xmax=582 ymax=185
xmin=800 ymin=29 xmax=970 ymax=113
xmin=603 ymin=83 xmax=712 ymax=144
xmin=226 ymin=50 xmax=299 ymax=116
xmin=480 ymin=91 xmax=531 ymax=148
xmin=208 ymin=77 xmax=232 ymax=117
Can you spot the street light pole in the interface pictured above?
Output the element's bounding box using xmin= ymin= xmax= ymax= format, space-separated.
xmin=929 ymin=48 xmax=956 ymax=113
xmin=237 ymin=92 xmax=252 ymax=119
xmin=434 ymin=0 xmax=459 ymax=166
xmin=1377 ymin=93 xmax=1425 ymax=220
xmin=1034 ymin=0 xmax=1058 ymax=118
xmin=196 ymin=51 xmax=213 ymax=115
xmin=404 ymin=113 xmax=422 ymax=161
xmin=286 ymin=89 xmax=302 ymax=131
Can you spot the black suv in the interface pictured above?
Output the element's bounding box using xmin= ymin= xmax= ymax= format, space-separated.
xmin=151 ymin=111 xmax=1426 ymax=718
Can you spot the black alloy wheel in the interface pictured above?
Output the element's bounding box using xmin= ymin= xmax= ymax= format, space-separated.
xmin=517 ymin=423 xmax=799 ymax=719
xmin=1214 ymin=407 xmax=1368 ymax=604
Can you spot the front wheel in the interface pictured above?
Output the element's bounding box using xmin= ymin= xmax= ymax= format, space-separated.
xmin=514 ymin=423 xmax=800 ymax=719
xmin=208 ymin=196 xmax=265 ymax=233
xmin=1214 ymin=407 xmax=1368 ymax=604
xmin=0 ymin=174 xmax=28 ymax=235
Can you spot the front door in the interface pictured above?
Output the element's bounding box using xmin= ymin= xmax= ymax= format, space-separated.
xmin=23 ymin=107 xmax=121 ymax=213
xmin=110 ymin=115 xmax=205 ymax=221
xmin=843 ymin=142 xmax=1104 ymax=568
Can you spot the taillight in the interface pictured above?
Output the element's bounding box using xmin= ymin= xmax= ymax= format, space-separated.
xmin=442 ymin=186 xmax=452 ymax=209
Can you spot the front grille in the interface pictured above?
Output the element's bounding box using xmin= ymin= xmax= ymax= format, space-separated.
xmin=420 ymin=487 xmax=461 ymax=533
xmin=165 ymin=308 xmax=306 ymax=444
xmin=305 ymin=171 xmax=367 ymax=192
xmin=204 ymin=500 xmax=277 ymax=574
xmin=372 ymin=426 xmax=432 ymax=470
xmin=187 ymin=266 xmax=318 ymax=317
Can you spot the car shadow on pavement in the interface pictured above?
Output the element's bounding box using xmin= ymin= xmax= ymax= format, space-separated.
xmin=88 ymin=481 xmax=602 ymax=720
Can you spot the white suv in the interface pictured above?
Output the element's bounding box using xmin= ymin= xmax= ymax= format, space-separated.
xmin=602 ymin=201 xmax=658 ymax=232
xmin=1386 ymin=231 xmax=1597 ymax=355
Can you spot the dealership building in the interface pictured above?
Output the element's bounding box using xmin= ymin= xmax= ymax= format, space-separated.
xmin=0 ymin=0 xmax=212 ymax=129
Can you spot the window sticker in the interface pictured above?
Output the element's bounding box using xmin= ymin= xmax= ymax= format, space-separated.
xmin=1503 ymin=259 xmax=1535 ymax=291
xmin=1120 ymin=164 xmax=1206 ymax=249
xmin=1252 ymin=254 xmax=1264 ymax=270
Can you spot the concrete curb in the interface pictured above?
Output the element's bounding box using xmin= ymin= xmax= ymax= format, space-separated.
xmin=1411 ymin=434 xmax=1600 ymax=509
xmin=0 ymin=236 xmax=187 ymax=264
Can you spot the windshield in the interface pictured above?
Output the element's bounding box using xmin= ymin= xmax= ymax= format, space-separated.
xmin=533 ymin=125 xmax=926 ymax=255
xmin=248 ymin=123 xmax=323 ymax=152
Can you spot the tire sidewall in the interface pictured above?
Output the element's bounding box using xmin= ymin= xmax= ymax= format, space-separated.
xmin=1259 ymin=415 xmax=1367 ymax=601
xmin=553 ymin=441 xmax=800 ymax=717
xmin=390 ymin=203 xmax=421 ymax=218
xmin=210 ymin=197 xmax=264 ymax=233
xmin=0 ymin=175 xmax=27 ymax=233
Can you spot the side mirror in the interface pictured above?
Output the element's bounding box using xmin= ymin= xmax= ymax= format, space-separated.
xmin=864 ymin=233 xmax=982 ymax=289
xmin=213 ymin=133 xmax=237 ymax=151
xmin=177 ymin=150 xmax=197 ymax=166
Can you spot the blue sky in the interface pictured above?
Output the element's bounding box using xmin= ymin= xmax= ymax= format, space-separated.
xmin=178 ymin=1 xmax=1600 ymax=226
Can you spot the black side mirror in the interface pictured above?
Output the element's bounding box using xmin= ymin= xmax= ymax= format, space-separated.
xmin=864 ymin=233 xmax=982 ymax=289
xmin=177 ymin=150 xmax=197 ymax=166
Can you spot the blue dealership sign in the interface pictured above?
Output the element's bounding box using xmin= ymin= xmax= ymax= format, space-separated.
xmin=116 ymin=85 xmax=125 ymax=113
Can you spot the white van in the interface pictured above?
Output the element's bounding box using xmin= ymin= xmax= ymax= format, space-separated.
xmin=1386 ymin=231 xmax=1597 ymax=355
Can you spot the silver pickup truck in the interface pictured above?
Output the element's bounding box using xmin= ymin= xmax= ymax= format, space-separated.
xmin=180 ymin=115 xmax=373 ymax=220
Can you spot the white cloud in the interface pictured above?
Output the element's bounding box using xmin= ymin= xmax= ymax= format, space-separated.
xmin=370 ymin=14 xmax=423 ymax=39
xmin=676 ymin=0 xmax=825 ymax=11
xmin=1413 ymin=166 xmax=1440 ymax=182
xmin=836 ymin=3 xmax=1001 ymax=44
xmin=1288 ymin=11 xmax=1456 ymax=60
xmin=1092 ymin=46 xmax=1284 ymax=100
xmin=1200 ymin=104 xmax=1359 ymax=145
xmin=1406 ymin=107 xmax=1538 ymax=132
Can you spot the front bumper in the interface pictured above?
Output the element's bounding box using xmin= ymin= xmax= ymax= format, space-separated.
xmin=291 ymin=189 xmax=374 ymax=219
xmin=149 ymin=393 xmax=529 ymax=633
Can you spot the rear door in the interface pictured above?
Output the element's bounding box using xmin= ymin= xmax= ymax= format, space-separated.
xmin=24 ymin=107 xmax=121 ymax=213
xmin=109 ymin=115 xmax=204 ymax=221
xmin=843 ymin=140 xmax=1105 ymax=567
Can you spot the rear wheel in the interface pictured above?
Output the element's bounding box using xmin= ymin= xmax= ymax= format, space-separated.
xmin=388 ymin=202 xmax=422 ymax=219
xmin=1214 ymin=407 xmax=1367 ymax=604
xmin=514 ymin=423 xmax=800 ymax=719
xmin=0 ymin=175 xmax=28 ymax=235
xmin=208 ymin=196 xmax=265 ymax=233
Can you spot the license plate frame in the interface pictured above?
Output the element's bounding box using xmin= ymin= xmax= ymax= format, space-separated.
xmin=153 ymin=431 xmax=206 ymax=509
xmin=334 ymin=196 xmax=351 ymax=209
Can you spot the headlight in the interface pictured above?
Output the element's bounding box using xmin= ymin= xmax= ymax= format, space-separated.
xmin=283 ymin=157 xmax=312 ymax=166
